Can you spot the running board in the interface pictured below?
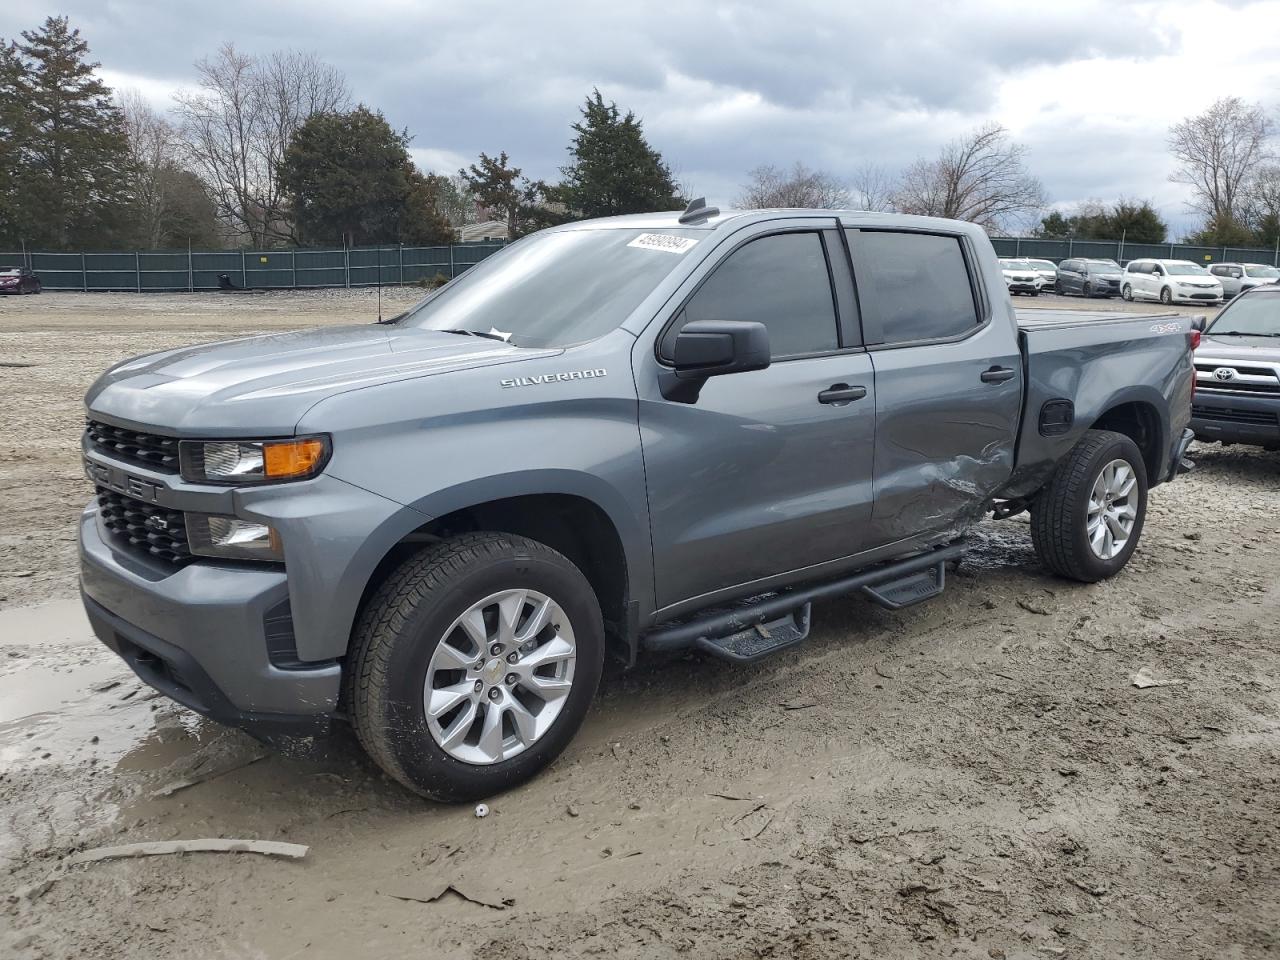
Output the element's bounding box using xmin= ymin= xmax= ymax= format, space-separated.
xmin=642 ymin=542 xmax=966 ymax=660
xmin=695 ymin=604 xmax=811 ymax=663
xmin=860 ymin=562 xmax=945 ymax=610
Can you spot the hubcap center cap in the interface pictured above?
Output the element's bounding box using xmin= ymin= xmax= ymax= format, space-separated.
xmin=482 ymin=658 xmax=506 ymax=685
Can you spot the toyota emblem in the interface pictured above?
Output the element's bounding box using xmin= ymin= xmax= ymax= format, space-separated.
xmin=1213 ymin=367 xmax=1236 ymax=381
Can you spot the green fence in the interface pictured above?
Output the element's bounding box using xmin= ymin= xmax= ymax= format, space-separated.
xmin=990 ymin=236 xmax=1280 ymax=266
xmin=0 ymin=242 xmax=506 ymax=292
xmin=8 ymin=235 xmax=1279 ymax=292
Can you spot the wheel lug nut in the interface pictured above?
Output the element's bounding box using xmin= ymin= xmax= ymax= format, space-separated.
xmin=473 ymin=680 xmax=483 ymax=692
xmin=474 ymin=660 xmax=485 ymax=671
xmin=490 ymin=644 xmax=503 ymax=656
xmin=505 ymin=674 xmax=517 ymax=685
xmin=506 ymin=652 xmax=518 ymax=664
xmin=487 ymin=688 xmax=501 ymax=701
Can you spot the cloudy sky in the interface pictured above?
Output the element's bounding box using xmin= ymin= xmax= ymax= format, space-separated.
xmin=11 ymin=0 xmax=1280 ymax=236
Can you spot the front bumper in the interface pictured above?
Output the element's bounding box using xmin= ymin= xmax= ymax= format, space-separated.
xmin=1007 ymin=281 xmax=1038 ymax=293
xmin=1191 ymin=392 xmax=1280 ymax=447
xmin=79 ymin=507 xmax=341 ymax=740
xmin=1172 ymin=289 xmax=1222 ymax=304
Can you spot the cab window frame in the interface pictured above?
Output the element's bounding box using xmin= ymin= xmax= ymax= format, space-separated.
xmin=655 ymin=225 xmax=863 ymax=365
xmin=844 ymin=227 xmax=989 ymax=351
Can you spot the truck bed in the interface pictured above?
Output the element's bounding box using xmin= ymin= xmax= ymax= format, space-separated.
xmin=1002 ymin=307 xmax=1196 ymax=500
xmin=1015 ymin=308 xmax=1191 ymax=329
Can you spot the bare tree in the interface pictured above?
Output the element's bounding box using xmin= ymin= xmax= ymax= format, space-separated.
xmin=118 ymin=90 xmax=176 ymax=247
xmin=1168 ymin=97 xmax=1270 ymax=227
xmin=173 ymin=44 xmax=348 ymax=246
xmin=892 ymin=123 xmax=1047 ymax=232
xmin=738 ymin=162 xmax=851 ymax=209
xmin=849 ymin=162 xmax=897 ymax=212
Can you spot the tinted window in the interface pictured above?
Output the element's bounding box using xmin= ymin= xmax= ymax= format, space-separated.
xmin=1062 ymin=260 xmax=1079 ymax=272
xmin=398 ymin=227 xmax=701 ymax=348
xmin=848 ymin=231 xmax=979 ymax=345
xmin=681 ymin=232 xmax=838 ymax=359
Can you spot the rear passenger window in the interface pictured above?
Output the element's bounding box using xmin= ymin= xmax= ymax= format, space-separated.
xmin=679 ymin=232 xmax=839 ymax=359
xmin=847 ymin=231 xmax=979 ymax=345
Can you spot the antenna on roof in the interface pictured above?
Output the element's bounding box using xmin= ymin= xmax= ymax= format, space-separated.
xmin=678 ymin=197 xmax=719 ymax=224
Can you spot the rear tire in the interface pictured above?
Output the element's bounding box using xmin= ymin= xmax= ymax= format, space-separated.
xmin=344 ymin=532 xmax=604 ymax=801
xmin=1083 ymin=282 xmax=1093 ymax=298
xmin=1030 ymin=430 xmax=1148 ymax=583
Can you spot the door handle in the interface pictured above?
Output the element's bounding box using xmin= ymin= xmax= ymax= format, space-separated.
xmin=980 ymin=366 xmax=1017 ymax=384
xmin=817 ymin=383 xmax=867 ymax=405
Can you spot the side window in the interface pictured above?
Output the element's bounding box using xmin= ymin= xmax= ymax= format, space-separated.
xmin=1064 ymin=260 xmax=1079 ymax=272
xmin=848 ymin=231 xmax=979 ymax=345
xmin=679 ymin=232 xmax=838 ymax=359
xmin=1210 ymin=266 xmax=1226 ymax=277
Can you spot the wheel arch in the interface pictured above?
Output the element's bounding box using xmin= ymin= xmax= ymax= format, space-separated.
xmin=355 ymin=480 xmax=645 ymax=668
xmin=1090 ymin=398 xmax=1164 ymax=482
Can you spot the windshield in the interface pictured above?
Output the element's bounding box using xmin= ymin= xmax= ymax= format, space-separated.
xmin=1027 ymin=260 xmax=1055 ymax=270
xmin=1086 ymin=262 xmax=1120 ymax=274
xmin=0 ymin=267 xmax=20 ymax=276
xmin=1245 ymin=265 xmax=1280 ymax=278
xmin=1165 ymin=262 xmax=1209 ymax=276
xmin=1207 ymin=293 xmax=1280 ymax=336
xmin=1000 ymin=260 xmax=1030 ymax=271
xmin=395 ymin=228 xmax=703 ymax=347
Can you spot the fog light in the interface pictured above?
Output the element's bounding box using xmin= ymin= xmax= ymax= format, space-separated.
xmin=187 ymin=513 xmax=283 ymax=562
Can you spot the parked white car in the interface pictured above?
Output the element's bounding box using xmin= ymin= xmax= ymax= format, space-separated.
xmin=1121 ymin=259 xmax=1222 ymax=305
xmin=998 ymin=258 xmax=1042 ymax=296
xmin=1209 ymin=262 xmax=1280 ymax=298
xmin=1021 ymin=258 xmax=1058 ymax=290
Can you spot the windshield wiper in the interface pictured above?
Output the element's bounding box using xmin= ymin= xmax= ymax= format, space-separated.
xmin=441 ymin=328 xmax=512 ymax=343
xmin=1209 ymin=330 xmax=1280 ymax=337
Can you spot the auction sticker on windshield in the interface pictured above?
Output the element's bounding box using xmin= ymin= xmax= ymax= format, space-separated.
xmin=627 ymin=233 xmax=699 ymax=254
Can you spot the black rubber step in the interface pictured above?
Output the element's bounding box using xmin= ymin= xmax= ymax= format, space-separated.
xmin=694 ymin=604 xmax=812 ymax=663
xmin=860 ymin=562 xmax=946 ymax=610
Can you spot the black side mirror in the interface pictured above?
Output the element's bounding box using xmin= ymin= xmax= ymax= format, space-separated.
xmin=660 ymin=320 xmax=771 ymax=402
xmin=1190 ymin=316 xmax=1207 ymax=332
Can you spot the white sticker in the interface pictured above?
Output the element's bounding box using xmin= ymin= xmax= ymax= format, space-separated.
xmin=627 ymin=233 xmax=698 ymax=254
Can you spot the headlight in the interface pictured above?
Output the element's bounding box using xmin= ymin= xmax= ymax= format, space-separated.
xmin=187 ymin=513 xmax=283 ymax=561
xmin=179 ymin=436 xmax=330 ymax=484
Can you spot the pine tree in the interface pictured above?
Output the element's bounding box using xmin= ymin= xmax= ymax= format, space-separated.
xmin=459 ymin=151 xmax=548 ymax=238
xmin=0 ymin=40 xmax=31 ymax=247
xmin=554 ymin=90 xmax=682 ymax=218
xmin=277 ymin=105 xmax=453 ymax=246
xmin=16 ymin=16 xmax=132 ymax=248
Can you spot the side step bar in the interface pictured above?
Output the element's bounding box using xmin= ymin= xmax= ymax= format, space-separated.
xmin=643 ymin=542 xmax=965 ymax=661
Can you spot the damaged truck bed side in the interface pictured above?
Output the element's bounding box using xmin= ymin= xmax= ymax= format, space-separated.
xmin=80 ymin=206 xmax=1196 ymax=799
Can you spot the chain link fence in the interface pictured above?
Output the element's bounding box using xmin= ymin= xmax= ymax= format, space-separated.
xmin=0 ymin=242 xmax=506 ymax=292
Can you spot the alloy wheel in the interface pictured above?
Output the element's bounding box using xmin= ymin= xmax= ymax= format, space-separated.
xmin=1086 ymin=459 xmax=1138 ymax=560
xmin=423 ymin=588 xmax=576 ymax=765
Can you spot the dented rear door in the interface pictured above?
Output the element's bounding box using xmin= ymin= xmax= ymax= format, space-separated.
xmin=846 ymin=228 xmax=1022 ymax=545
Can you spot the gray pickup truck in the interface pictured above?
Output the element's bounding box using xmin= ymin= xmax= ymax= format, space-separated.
xmin=79 ymin=204 xmax=1196 ymax=799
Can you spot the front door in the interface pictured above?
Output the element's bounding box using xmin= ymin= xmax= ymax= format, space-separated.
xmin=637 ymin=225 xmax=877 ymax=613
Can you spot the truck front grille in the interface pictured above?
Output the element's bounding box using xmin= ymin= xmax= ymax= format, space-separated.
xmin=85 ymin=420 xmax=181 ymax=474
xmin=96 ymin=487 xmax=192 ymax=565
xmin=1192 ymin=405 xmax=1280 ymax=426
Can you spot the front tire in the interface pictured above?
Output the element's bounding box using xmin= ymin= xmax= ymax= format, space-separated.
xmin=1160 ymin=286 xmax=1173 ymax=305
xmin=1121 ymin=284 xmax=1133 ymax=301
xmin=345 ymin=532 xmax=604 ymax=801
xmin=1030 ymin=430 xmax=1148 ymax=583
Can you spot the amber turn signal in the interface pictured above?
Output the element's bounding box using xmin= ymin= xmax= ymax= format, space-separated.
xmin=264 ymin=438 xmax=329 ymax=480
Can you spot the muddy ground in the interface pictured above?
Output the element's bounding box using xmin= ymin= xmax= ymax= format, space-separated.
xmin=1 ymin=290 xmax=1277 ymax=959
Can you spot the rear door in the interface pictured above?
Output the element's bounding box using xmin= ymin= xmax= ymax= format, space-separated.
xmin=1060 ymin=260 xmax=1081 ymax=294
xmin=639 ymin=222 xmax=878 ymax=613
xmin=845 ymin=229 xmax=1022 ymax=546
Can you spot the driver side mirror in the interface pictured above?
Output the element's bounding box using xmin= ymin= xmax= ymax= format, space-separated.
xmin=660 ymin=319 xmax=771 ymax=403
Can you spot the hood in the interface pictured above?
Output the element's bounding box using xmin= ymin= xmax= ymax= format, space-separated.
xmin=1198 ymin=334 xmax=1280 ymax=362
xmin=85 ymin=323 xmax=558 ymax=436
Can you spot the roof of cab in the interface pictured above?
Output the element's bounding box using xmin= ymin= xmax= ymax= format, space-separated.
xmin=552 ymin=208 xmax=990 ymax=237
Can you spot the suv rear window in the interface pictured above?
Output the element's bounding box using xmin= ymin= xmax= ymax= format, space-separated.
xmin=847 ymin=231 xmax=980 ymax=345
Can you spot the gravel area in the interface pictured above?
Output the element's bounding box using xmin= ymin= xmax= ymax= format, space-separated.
xmin=1 ymin=290 xmax=1277 ymax=960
